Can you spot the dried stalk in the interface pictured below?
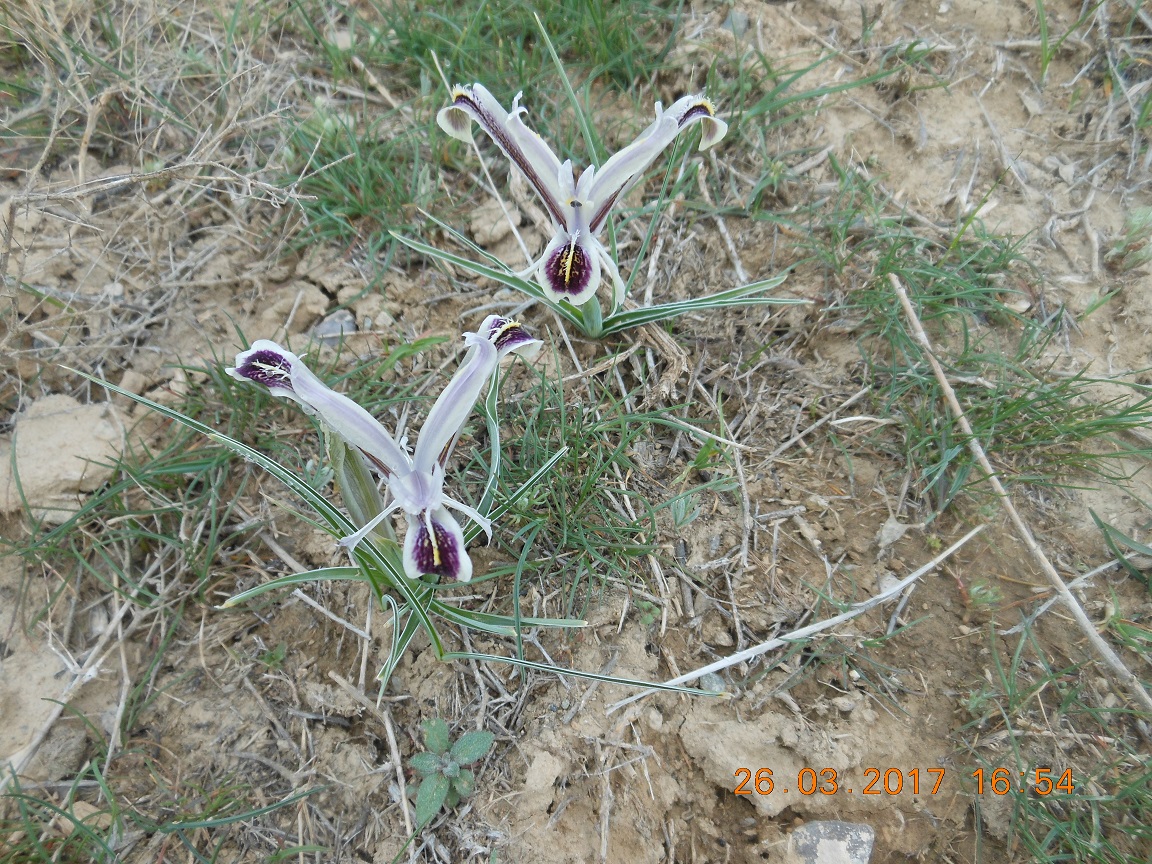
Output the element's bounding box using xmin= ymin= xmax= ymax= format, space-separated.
xmin=890 ymin=272 xmax=1152 ymax=714
xmin=606 ymin=524 xmax=986 ymax=715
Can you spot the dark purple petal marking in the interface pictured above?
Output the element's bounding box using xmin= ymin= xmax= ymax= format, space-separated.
xmin=235 ymin=349 xmax=294 ymax=390
xmin=676 ymin=99 xmax=718 ymax=128
xmin=484 ymin=317 xmax=535 ymax=353
xmin=543 ymin=237 xmax=593 ymax=299
xmin=589 ymin=187 xmax=626 ymax=235
xmin=449 ymin=88 xmax=568 ymax=229
xmin=410 ymin=513 xmax=465 ymax=579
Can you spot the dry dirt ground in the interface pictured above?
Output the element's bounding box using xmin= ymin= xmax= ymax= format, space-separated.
xmin=3 ymin=0 xmax=1152 ymax=862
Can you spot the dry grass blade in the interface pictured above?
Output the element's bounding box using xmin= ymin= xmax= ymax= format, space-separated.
xmin=890 ymin=272 xmax=1152 ymax=715
xmin=606 ymin=524 xmax=986 ymax=714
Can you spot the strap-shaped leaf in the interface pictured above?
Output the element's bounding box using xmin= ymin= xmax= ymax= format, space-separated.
xmin=437 ymin=649 xmax=714 ymax=696
xmin=222 ymin=567 xmax=364 ymax=607
xmin=392 ymin=232 xmax=585 ymax=327
xmin=600 ymin=275 xmax=800 ymax=336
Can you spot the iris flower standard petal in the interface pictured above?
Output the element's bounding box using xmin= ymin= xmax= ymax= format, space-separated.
xmin=228 ymin=340 xmax=410 ymax=477
xmin=437 ymin=84 xmax=728 ymax=310
xmin=227 ymin=315 xmax=539 ymax=582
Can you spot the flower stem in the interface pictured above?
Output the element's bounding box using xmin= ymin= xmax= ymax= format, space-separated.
xmin=579 ymin=295 xmax=603 ymax=338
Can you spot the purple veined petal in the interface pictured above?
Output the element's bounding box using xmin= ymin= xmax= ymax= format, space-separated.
xmin=410 ymin=332 xmax=497 ymax=475
xmin=227 ymin=340 xmax=304 ymax=402
xmin=584 ymin=95 xmax=727 ymax=234
xmin=229 ymin=340 xmax=411 ymax=476
xmin=437 ymin=83 xmax=569 ymax=230
xmin=536 ymin=230 xmax=601 ymax=307
xmin=288 ymin=361 xmax=412 ymax=478
xmin=665 ymin=94 xmax=728 ymax=151
xmin=479 ymin=314 xmax=543 ymax=362
xmin=403 ymin=506 xmax=473 ymax=582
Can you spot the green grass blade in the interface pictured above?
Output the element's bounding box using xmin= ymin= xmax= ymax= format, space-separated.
xmin=463 ymin=446 xmax=569 ymax=543
xmin=69 ymin=369 xmax=356 ymax=535
xmin=533 ymin=11 xmax=600 ymax=162
xmin=221 ymin=567 xmax=365 ymax=607
xmin=390 ymin=231 xmax=586 ymax=330
xmin=600 ymin=274 xmax=799 ymax=335
xmin=429 ymin=598 xmax=585 ymax=636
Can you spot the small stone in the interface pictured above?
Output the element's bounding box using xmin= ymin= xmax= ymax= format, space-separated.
xmin=256 ymin=280 xmax=329 ymax=335
xmin=1018 ymin=90 xmax=1044 ymax=117
xmin=875 ymin=570 xmax=901 ymax=595
xmin=785 ymin=820 xmax=875 ymax=864
xmin=117 ymin=370 xmax=147 ymax=395
xmin=831 ymin=696 xmax=856 ymax=713
xmin=470 ymin=198 xmax=521 ymax=246
xmin=723 ymin=9 xmax=750 ymax=37
xmin=875 ymin=516 xmax=909 ymax=552
xmin=311 ymin=308 xmax=357 ymax=346
xmin=699 ymin=672 xmax=726 ymax=694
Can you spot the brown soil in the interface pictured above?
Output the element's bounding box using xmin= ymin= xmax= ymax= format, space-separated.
xmin=3 ymin=1 xmax=1152 ymax=863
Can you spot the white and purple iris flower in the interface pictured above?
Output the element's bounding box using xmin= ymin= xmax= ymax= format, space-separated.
xmin=437 ymin=83 xmax=727 ymax=311
xmin=226 ymin=315 xmax=540 ymax=582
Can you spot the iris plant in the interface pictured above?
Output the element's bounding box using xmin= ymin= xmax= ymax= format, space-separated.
xmin=227 ymin=315 xmax=540 ymax=582
xmin=436 ymin=83 xmax=727 ymax=311
xmin=396 ymin=82 xmax=796 ymax=338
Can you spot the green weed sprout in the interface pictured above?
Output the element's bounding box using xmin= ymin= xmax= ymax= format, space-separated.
xmin=410 ymin=718 xmax=495 ymax=828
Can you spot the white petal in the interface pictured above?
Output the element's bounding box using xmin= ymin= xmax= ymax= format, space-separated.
xmin=410 ymin=332 xmax=497 ymax=475
xmin=289 ymin=362 xmax=411 ymax=477
xmin=229 ymin=340 xmax=410 ymax=476
xmin=585 ymin=95 xmax=727 ymax=233
xmin=438 ymin=84 xmax=569 ymax=229
xmin=478 ymin=314 xmax=543 ymax=362
xmin=227 ymin=340 xmax=305 ymax=402
xmin=336 ymin=498 xmax=402 ymax=553
xmin=442 ymin=495 xmax=492 ymax=540
xmin=535 ymin=231 xmax=601 ymax=307
xmin=665 ymin=94 xmax=728 ymax=151
xmin=593 ymin=240 xmax=628 ymax=313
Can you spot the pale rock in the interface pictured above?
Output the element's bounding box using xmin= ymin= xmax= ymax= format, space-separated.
xmin=520 ymin=747 xmax=567 ymax=815
xmin=296 ymin=254 xmax=359 ymax=294
xmin=784 ymin=820 xmax=875 ymax=864
xmin=0 ymin=394 xmax=124 ymax=523
xmin=117 ymin=370 xmax=148 ymax=395
xmin=831 ymin=695 xmax=857 ymax=713
xmin=470 ymin=198 xmax=521 ymax=246
xmin=311 ymin=308 xmax=357 ymax=346
xmin=875 ymin=516 xmax=909 ymax=553
xmin=256 ymin=280 xmax=329 ymax=335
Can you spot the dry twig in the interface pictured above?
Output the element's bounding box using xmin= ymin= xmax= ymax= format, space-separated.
xmin=606 ymin=525 xmax=986 ymax=714
xmin=890 ymin=273 xmax=1152 ymax=714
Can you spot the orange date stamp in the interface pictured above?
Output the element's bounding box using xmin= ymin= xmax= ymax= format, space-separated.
xmin=733 ymin=767 xmax=946 ymax=797
xmin=733 ymin=767 xmax=1076 ymax=797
